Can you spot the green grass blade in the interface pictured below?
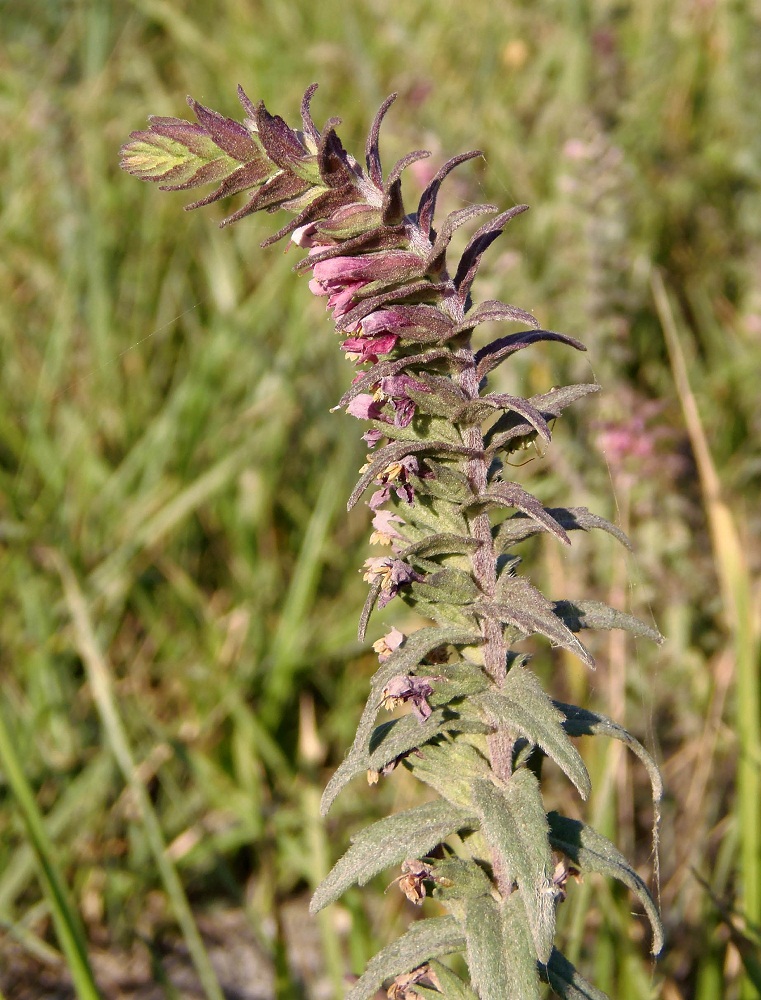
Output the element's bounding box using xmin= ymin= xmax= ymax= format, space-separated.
xmin=50 ymin=551 xmax=226 ymax=1000
xmin=0 ymin=704 xmax=102 ymax=1000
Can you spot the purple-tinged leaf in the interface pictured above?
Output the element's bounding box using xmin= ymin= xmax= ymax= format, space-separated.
xmin=365 ymin=93 xmax=398 ymax=187
xmin=475 ymin=329 xmax=587 ymax=380
xmin=348 ymin=439 xmax=477 ymax=511
xmin=335 ymin=280 xmax=452 ymax=332
xmin=426 ymin=205 xmax=498 ymax=272
xmin=454 ymin=298 xmax=539 ymax=335
xmin=480 ymin=393 xmax=551 ymax=442
xmin=453 ymin=205 xmax=529 ymax=301
xmin=471 ymin=482 xmax=571 ymax=545
xmin=493 ymin=506 xmax=632 ymax=552
xmin=299 ymin=82 xmax=321 ymax=140
xmin=417 ymin=150 xmax=483 ymax=238
xmin=383 ymin=150 xmax=432 ymax=224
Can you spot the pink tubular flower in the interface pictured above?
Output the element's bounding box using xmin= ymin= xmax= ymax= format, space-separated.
xmin=309 ymin=251 xmax=422 ymax=322
xmin=346 ymin=393 xmax=390 ymax=422
xmin=340 ymin=333 xmax=399 ymax=364
xmin=370 ymin=509 xmax=406 ymax=546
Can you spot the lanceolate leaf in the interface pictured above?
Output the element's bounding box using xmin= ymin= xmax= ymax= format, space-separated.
xmin=472 ymin=483 xmax=571 ymax=546
xmin=547 ymin=812 xmax=664 ymax=956
xmin=481 ymin=577 xmax=595 ymax=668
xmin=555 ymin=703 xmax=663 ymax=808
xmin=552 ymin=600 xmax=664 ymax=645
xmin=346 ymin=917 xmax=466 ymax=1000
xmin=422 ymin=960 xmax=480 ymax=1000
xmin=310 ymin=800 xmax=477 ymax=913
xmin=470 ymin=771 xmax=556 ymax=962
xmin=475 ymin=667 xmax=591 ymax=799
xmin=493 ymin=507 xmax=631 ymax=553
xmin=544 ymin=949 xmax=612 ymax=1000
xmin=370 ymin=627 xmax=483 ymax=685
xmin=464 ymin=895 xmax=511 ymax=1000
xmin=502 ymin=893 xmax=543 ymax=1000
xmin=321 ymin=709 xmax=463 ymax=815
xmin=407 ymin=738 xmax=491 ymax=808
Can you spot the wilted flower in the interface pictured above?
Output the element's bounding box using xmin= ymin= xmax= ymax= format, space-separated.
xmin=373 ymin=626 xmax=406 ymax=661
xmin=362 ymin=557 xmax=421 ymax=608
xmin=381 ymin=674 xmax=439 ymax=721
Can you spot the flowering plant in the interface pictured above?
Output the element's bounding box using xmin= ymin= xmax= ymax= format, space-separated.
xmin=121 ymin=85 xmax=663 ymax=999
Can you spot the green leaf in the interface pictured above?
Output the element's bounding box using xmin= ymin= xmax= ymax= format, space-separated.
xmin=412 ymin=569 xmax=482 ymax=606
xmin=405 ymin=598 xmax=478 ymax=630
xmin=474 ymin=666 xmax=590 ymax=799
xmin=547 ymin=812 xmax=664 ymax=956
xmin=371 ymin=627 xmax=484 ymax=686
xmin=399 ymin=532 xmax=483 ymax=561
xmin=482 ymin=577 xmax=594 ymax=668
xmin=470 ymin=771 xmax=556 ymax=962
xmin=422 ymin=960 xmax=480 ymax=1000
xmin=552 ymin=600 xmax=664 ymax=645
xmin=555 ymin=702 xmax=663 ymax=810
xmin=430 ymin=856 xmax=493 ymax=902
xmin=544 ymin=949 xmax=611 ymax=1000
xmin=493 ymin=507 xmax=631 ymax=553
xmin=464 ymin=895 xmax=510 ymax=1000
xmin=321 ymin=708 xmax=471 ymax=815
xmin=310 ymin=800 xmax=478 ymax=913
xmin=346 ymin=917 xmax=466 ymax=1000
xmin=502 ymin=893 xmax=543 ymax=1000
xmin=406 ymin=737 xmax=491 ymax=807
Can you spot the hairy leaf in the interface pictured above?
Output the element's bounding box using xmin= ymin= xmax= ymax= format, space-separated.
xmin=481 ymin=577 xmax=594 ymax=668
xmin=406 ymin=738 xmax=491 ymax=807
xmin=371 ymin=627 xmax=483 ymax=685
xmin=346 ymin=917 xmax=466 ymax=1000
xmin=484 ymin=385 xmax=600 ymax=457
xmin=547 ymin=812 xmax=664 ymax=956
xmin=475 ymin=666 xmax=591 ymax=798
xmin=311 ymin=800 xmax=477 ymax=913
xmin=473 ymin=483 xmax=571 ymax=546
xmin=464 ymin=895 xmax=511 ymax=1000
xmin=544 ymin=949 xmax=611 ymax=1000
xmin=470 ymin=771 xmax=556 ymax=962
xmin=420 ymin=960 xmax=479 ymax=1000
xmin=475 ymin=331 xmax=587 ymax=380
xmin=502 ymin=893 xmax=543 ymax=1000
xmin=411 ymin=568 xmax=482 ymax=606
xmin=552 ymin=600 xmax=664 ymax=645
xmin=555 ymin=703 xmax=663 ymax=808
xmin=430 ymin=856 xmax=492 ymax=902
xmin=321 ymin=709 xmax=466 ymax=815
xmin=493 ymin=507 xmax=631 ymax=553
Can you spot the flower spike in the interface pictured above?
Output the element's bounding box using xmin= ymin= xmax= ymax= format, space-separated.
xmin=121 ymin=86 xmax=664 ymax=999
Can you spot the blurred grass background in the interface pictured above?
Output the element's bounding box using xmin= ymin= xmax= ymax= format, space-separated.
xmin=1 ymin=0 xmax=760 ymax=997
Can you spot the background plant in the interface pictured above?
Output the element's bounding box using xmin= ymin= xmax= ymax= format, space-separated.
xmin=1 ymin=2 xmax=759 ymax=998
